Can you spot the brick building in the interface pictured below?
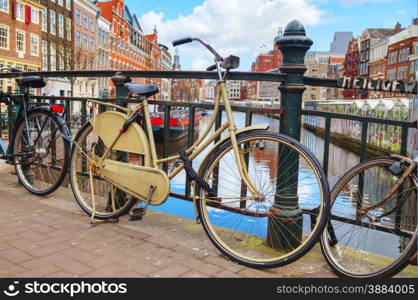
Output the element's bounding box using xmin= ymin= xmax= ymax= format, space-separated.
xmin=96 ymin=14 xmax=112 ymax=97
xmin=159 ymin=43 xmax=172 ymax=100
xmin=0 ymin=0 xmax=45 ymax=92
xmin=40 ymin=0 xmax=73 ymax=97
xmin=386 ymin=21 xmax=418 ymax=97
xmin=303 ymin=51 xmax=344 ymax=101
xmin=250 ymin=28 xmax=283 ymax=101
xmin=342 ymin=37 xmax=361 ymax=99
xmin=73 ymin=0 xmax=99 ymax=102
xmin=97 ymin=0 xmax=162 ymax=96
xmin=369 ymin=38 xmax=388 ymax=98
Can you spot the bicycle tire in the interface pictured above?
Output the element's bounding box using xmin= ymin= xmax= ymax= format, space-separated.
xmin=320 ymin=157 xmax=417 ymax=278
xmin=13 ymin=108 xmax=70 ymax=196
xmin=196 ymin=130 xmax=330 ymax=268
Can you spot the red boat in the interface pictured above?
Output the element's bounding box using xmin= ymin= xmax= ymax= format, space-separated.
xmin=151 ymin=108 xmax=201 ymax=142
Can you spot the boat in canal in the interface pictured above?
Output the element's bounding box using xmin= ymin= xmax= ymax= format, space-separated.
xmin=151 ymin=107 xmax=202 ymax=142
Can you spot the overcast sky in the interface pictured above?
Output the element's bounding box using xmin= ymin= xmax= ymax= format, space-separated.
xmin=125 ymin=0 xmax=417 ymax=71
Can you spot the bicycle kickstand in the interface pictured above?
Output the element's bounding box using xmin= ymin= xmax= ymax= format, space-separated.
xmin=129 ymin=184 xmax=156 ymax=221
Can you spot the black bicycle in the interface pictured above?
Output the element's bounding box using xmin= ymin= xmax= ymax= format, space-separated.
xmin=0 ymin=67 xmax=71 ymax=195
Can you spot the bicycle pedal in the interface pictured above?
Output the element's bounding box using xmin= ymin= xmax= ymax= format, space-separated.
xmin=129 ymin=207 xmax=146 ymax=221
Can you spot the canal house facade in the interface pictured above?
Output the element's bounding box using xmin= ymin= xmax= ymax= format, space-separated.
xmin=0 ymin=0 xmax=45 ymax=92
xmin=73 ymin=0 xmax=99 ymax=103
xmin=39 ymin=0 xmax=73 ymax=97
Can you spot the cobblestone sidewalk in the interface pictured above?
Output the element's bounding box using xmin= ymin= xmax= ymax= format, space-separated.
xmin=0 ymin=171 xmax=336 ymax=278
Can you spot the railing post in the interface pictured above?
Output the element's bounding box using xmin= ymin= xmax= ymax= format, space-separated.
xmin=111 ymin=72 xmax=132 ymax=109
xmin=268 ymin=20 xmax=313 ymax=251
xmin=111 ymin=73 xmax=132 ymax=164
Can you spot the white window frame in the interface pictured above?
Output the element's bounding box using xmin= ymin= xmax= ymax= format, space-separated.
xmin=89 ymin=36 xmax=94 ymax=51
xmin=30 ymin=34 xmax=39 ymax=56
xmin=50 ymin=43 xmax=57 ymax=71
xmin=83 ymin=13 xmax=88 ymax=29
xmin=58 ymin=46 xmax=64 ymax=70
xmin=58 ymin=14 xmax=64 ymax=37
xmin=31 ymin=8 xmax=39 ymax=24
xmin=16 ymin=30 xmax=25 ymax=54
xmin=66 ymin=17 xmax=72 ymax=41
xmin=89 ymin=18 xmax=94 ymax=33
xmin=0 ymin=25 xmax=9 ymax=50
xmin=0 ymin=0 xmax=9 ymax=13
xmin=76 ymin=31 xmax=81 ymax=47
xmin=76 ymin=9 xmax=81 ymax=25
xmin=42 ymin=41 xmax=48 ymax=70
xmin=42 ymin=8 xmax=47 ymax=32
xmin=66 ymin=0 xmax=72 ymax=11
xmin=15 ymin=2 xmax=25 ymax=22
xmin=50 ymin=10 xmax=56 ymax=35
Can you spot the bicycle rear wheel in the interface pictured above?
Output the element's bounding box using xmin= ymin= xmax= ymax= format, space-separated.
xmin=320 ymin=157 xmax=417 ymax=278
xmin=196 ymin=130 xmax=330 ymax=268
xmin=13 ymin=108 xmax=70 ymax=196
xmin=70 ymin=122 xmax=138 ymax=220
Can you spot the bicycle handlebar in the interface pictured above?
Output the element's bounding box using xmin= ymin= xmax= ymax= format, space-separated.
xmin=172 ymin=37 xmax=223 ymax=62
xmin=172 ymin=37 xmax=193 ymax=47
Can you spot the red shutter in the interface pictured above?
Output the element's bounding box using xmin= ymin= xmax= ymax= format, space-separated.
xmin=25 ymin=5 xmax=31 ymax=24
xmin=12 ymin=0 xmax=17 ymax=19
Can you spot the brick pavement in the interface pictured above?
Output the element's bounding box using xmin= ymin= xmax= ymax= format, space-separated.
xmin=0 ymin=171 xmax=339 ymax=278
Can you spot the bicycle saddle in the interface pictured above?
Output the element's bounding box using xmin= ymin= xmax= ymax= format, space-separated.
xmin=124 ymin=83 xmax=159 ymax=98
xmin=16 ymin=76 xmax=46 ymax=88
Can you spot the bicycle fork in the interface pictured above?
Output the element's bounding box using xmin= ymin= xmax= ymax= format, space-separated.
xmin=220 ymin=83 xmax=260 ymax=199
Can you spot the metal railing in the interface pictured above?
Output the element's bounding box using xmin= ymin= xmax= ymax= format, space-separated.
xmin=0 ymin=89 xmax=414 ymax=201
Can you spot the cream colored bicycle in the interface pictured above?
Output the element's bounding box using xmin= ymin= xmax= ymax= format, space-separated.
xmin=69 ymin=37 xmax=330 ymax=268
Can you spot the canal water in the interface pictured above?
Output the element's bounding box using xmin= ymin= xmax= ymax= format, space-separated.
xmin=151 ymin=110 xmax=360 ymax=222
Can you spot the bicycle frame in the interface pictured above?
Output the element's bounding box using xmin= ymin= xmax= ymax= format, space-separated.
xmin=87 ymin=80 xmax=261 ymax=198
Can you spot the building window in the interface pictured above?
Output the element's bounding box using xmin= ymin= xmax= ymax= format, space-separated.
xmin=0 ymin=0 xmax=8 ymax=13
xmin=15 ymin=3 xmax=24 ymax=22
xmin=89 ymin=37 xmax=94 ymax=51
xmin=42 ymin=8 xmax=47 ymax=32
xmin=66 ymin=0 xmax=72 ymax=10
xmin=30 ymin=34 xmax=39 ymax=56
xmin=76 ymin=9 xmax=81 ymax=25
xmin=66 ymin=17 xmax=72 ymax=41
xmin=83 ymin=34 xmax=87 ymax=48
xmin=89 ymin=18 xmax=94 ymax=32
xmin=399 ymin=48 xmax=410 ymax=62
xmin=388 ymin=51 xmax=398 ymax=65
xmin=58 ymin=0 xmax=63 ymax=6
xmin=83 ymin=14 xmax=88 ymax=29
xmin=0 ymin=25 xmax=9 ymax=49
xmin=50 ymin=10 xmax=56 ymax=35
xmin=31 ymin=8 xmax=39 ymax=24
xmin=50 ymin=44 xmax=56 ymax=71
xmin=76 ymin=31 xmax=81 ymax=47
xmin=58 ymin=46 xmax=64 ymax=70
xmin=42 ymin=41 xmax=48 ymax=70
xmin=58 ymin=14 xmax=64 ymax=37
xmin=16 ymin=30 xmax=25 ymax=53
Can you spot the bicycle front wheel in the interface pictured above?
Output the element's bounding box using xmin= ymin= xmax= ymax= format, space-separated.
xmin=196 ymin=130 xmax=330 ymax=268
xmin=13 ymin=108 xmax=70 ymax=196
xmin=320 ymin=157 xmax=417 ymax=278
